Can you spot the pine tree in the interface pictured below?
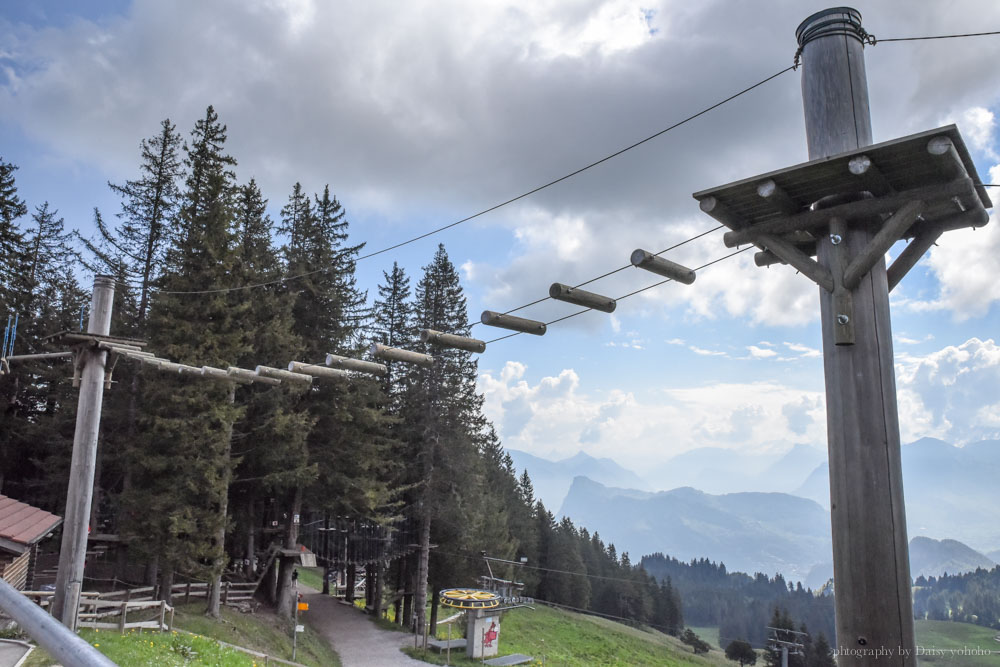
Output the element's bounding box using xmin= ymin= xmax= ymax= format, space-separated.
xmin=404 ymin=244 xmax=486 ymax=635
xmin=128 ymin=105 xmax=246 ymax=604
xmin=0 ymin=157 xmax=28 ymax=308
xmin=371 ymin=262 xmax=413 ymax=406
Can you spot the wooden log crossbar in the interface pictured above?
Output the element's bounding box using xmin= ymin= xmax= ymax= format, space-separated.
xmin=693 ymin=127 xmax=992 ymax=345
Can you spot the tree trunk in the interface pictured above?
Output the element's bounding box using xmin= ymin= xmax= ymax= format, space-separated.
xmin=244 ymin=502 xmax=256 ymax=580
xmin=429 ymin=587 xmax=439 ymax=637
xmin=321 ymin=512 xmax=330 ymax=595
xmin=145 ymin=554 xmax=158 ymax=586
xmin=346 ymin=563 xmax=356 ymax=603
xmin=413 ymin=511 xmax=431 ymax=635
xmin=159 ymin=567 xmax=174 ymax=605
xmin=206 ymin=384 xmax=236 ymax=618
xmin=275 ymin=486 xmax=302 ymax=619
xmin=374 ymin=561 xmax=384 ymax=618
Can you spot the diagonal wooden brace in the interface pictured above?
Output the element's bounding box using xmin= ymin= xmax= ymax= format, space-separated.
xmin=757 ymin=233 xmax=834 ymax=292
xmin=842 ymin=200 xmax=925 ymax=290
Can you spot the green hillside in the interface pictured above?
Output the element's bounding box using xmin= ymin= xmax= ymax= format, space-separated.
xmin=406 ymin=603 xmax=732 ymax=666
xmin=915 ymin=620 xmax=1000 ymax=667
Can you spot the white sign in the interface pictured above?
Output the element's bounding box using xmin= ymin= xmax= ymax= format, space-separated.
xmin=293 ymin=514 xmax=300 ymax=524
xmin=295 ymin=624 xmax=305 ymax=633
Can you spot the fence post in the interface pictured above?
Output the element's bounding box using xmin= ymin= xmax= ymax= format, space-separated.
xmin=118 ymin=601 xmax=127 ymax=634
xmin=168 ymin=605 xmax=174 ymax=631
xmin=185 ymin=582 xmax=191 ymax=604
xmin=159 ymin=600 xmax=166 ymax=631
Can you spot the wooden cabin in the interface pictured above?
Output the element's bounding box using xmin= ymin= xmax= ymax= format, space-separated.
xmin=0 ymin=495 xmax=62 ymax=591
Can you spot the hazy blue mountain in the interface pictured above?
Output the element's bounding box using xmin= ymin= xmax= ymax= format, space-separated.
xmin=794 ymin=438 xmax=1000 ymax=553
xmin=641 ymin=444 xmax=826 ymax=495
xmin=793 ymin=462 xmax=829 ymax=507
xmin=506 ymin=449 xmax=648 ymax=509
xmin=909 ymin=536 xmax=996 ymax=578
xmin=988 ymin=550 xmax=1000 ymax=562
xmin=558 ymin=476 xmax=832 ymax=582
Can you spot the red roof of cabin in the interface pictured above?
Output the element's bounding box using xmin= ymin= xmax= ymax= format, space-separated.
xmin=0 ymin=495 xmax=62 ymax=548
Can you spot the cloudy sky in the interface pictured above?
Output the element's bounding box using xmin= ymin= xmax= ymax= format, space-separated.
xmin=2 ymin=0 xmax=999 ymax=479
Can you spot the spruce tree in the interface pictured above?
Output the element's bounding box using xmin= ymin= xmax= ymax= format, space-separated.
xmin=403 ymin=243 xmax=486 ymax=634
xmin=0 ymin=158 xmax=28 ymax=308
xmin=129 ymin=106 xmax=246 ymax=603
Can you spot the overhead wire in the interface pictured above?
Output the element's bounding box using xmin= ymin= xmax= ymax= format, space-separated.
xmin=154 ymin=66 xmax=794 ymax=296
xmin=483 ymin=247 xmax=752 ymax=345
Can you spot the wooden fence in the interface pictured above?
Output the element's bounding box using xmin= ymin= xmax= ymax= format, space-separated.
xmin=22 ymin=580 xmax=258 ymax=634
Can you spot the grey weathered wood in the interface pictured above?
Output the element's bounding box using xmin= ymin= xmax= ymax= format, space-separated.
xmin=699 ymin=195 xmax=747 ymax=227
xmin=629 ymin=250 xmax=697 ymax=284
xmin=842 ymin=199 xmax=924 ymax=289
xmin=848 ymin=155 xmax=894 ymax=196
xmin=828 ymin=218 xmax=854 ymax=346
xmin=287 ymin=361 xmax=350 ymax=380
xmin=798 ymin=8 xmax=915 ymax=663
xmin=480 ymin=311 xmax=547 ymax=335
xmin=757 ymin=234 xmax=833 ymax=292
xmin=255 ymin=365 xmax=313 ymax=386
xmin=721 ymin=177 xmax=974 ymax=247
xmin=548 ymin=283 xmax=616 ymax=313
xmin=756 ymin=179 xmax=800 ymax=215
xmin=370 ymin=343 xmax=435 ymax=366
xmin=886 ymin=229 xmax=943 ymax=293
xmin=52 ymin=276 xmax=116 ymax=630
xmin=420 ymin=329 xmax=486 ymax=353
xmin=927 ymin=135 xmax=968 ymax=182
xmin=227 ymin=366 xmax=281 ymax=386
xmin=325 ymin=353 xmax=387 ymax=376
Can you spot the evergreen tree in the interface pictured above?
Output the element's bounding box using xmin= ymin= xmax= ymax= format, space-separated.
xmin=0 ymin=157 xmax=27 ymax=306
xmin=128 ymin=105 xmax=246 ymax=604
xmin=403 ymin=244 xmax=486 ymax=634
xmin=726 ymin=639 xmax=758 ymax=666
xmin=371 ymin=261 xmax=413 ymax=406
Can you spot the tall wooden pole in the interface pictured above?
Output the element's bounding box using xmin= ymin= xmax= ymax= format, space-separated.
xmin=798 ymin=8 xmax=915 ymax=662
xmin=52 ymin=275 xmax=116 ymax=628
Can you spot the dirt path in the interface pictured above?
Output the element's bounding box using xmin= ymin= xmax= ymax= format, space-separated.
xmin=301 ymin=588 xmax=428 ymax=667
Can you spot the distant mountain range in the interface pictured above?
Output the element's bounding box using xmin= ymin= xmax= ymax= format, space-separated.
xmin=795 ymin=438 xmax=1000 ymax=553
xmin=505 ymin=449 xmax=648 ymax=509
xmin=508 ymin=438 xmax=1000 ymax=581
xmin=558 ymin=476 xmax=831 ymax=582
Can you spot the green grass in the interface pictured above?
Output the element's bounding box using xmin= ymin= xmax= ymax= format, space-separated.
xmin=22 ymin=628 xmax=256 ymax=666
xmin=173 ymin=601 xmax=340 ymax=667
xmin=913 ymin=620 xmax=1000 ymax=666
xmin=295 ymin=566 xmax=325 ymax=591
xmin=404 ymin=604 xmax=731 ymax=666
xmin=22 ymin=601 xmax=341 ymax=667
xmin=688 ymin=626 xmax=721 ymax=650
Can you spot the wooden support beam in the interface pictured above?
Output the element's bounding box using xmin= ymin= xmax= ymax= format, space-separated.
xmin=757 ymin=233 xmax=833 ymax=292
xmin=756 ymin=179 xmax=800 ymax=215
xmin=255 ymin=366 xmax=313 ymax=386
xmin=886 ymin=228 xmax=943 ymax=293
xmin=927 ymin=135 xmax=969 ymax=183
xmin=827 ymin=218 xmax=854 ymax=346
xmin=721 ymin=177 xmax=975 ymax=247
xmin=629 ymin=250 xmax=697 ymax=284
xmin=842 ymin=200 xmax=925 ymax=289
xmin=480 ymin=311 xmax=547 ymax=335
xmin=419 ymin=329 xmax=486 ymax=354
xmin=370 ymin=343 xmax=435 ymax=367
xmin=202 ymin=366 xmax=247 ymax=384
xmin=848 ymin=155 xmax=894 ymax=197
xmin=176 ymin=364 xmax=203 ymax=376
xmin=227 ymin=367 xmax=280 ymax=386
xmin=325 ymin=354 xmax=387 ymax=376
xmin=3 ymin=351 xmax=74 ymax=363
xmin=287 ymin=361 xmax=350 ymax=380
xmin=699 ymin=196 xmax=747 ymax=228
xmin=548 ymin=284 xmax=616 ymax=313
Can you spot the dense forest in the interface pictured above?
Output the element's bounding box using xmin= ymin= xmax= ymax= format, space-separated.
xmin=642 ymin=554 xmax=836 ymax=651
xmin=0 ymin=105 xmax=683 ymax=635
xmin=913 ymin=566 xmax=1000 ymax=629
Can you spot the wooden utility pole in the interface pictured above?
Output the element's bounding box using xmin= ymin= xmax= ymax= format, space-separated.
xmin=52 ymin=275 xmax=116 ymax=628
xmin=797 ymin=8 xmax=915 ymax=660
xmin=695 ymin=7 xmax=988 ymax=663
